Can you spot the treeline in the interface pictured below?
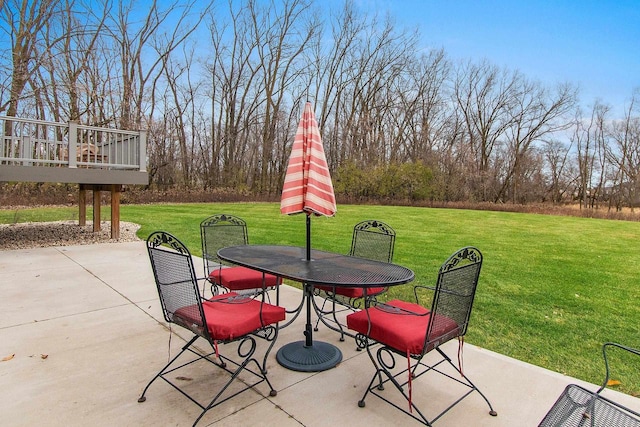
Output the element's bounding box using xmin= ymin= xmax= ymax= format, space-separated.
xmin=2 ymin=0 xmax=639 ymax=210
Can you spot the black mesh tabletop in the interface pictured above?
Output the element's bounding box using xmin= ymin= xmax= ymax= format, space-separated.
xmin=218 ymin=245 xmax=414 ymax=288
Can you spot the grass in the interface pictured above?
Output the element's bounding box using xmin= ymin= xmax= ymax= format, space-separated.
xmin=2 ymin=202 xmax=639 ymax=395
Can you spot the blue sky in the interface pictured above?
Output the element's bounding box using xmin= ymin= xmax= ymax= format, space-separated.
xmin=365 ymin=0 xmax=640 ymax=117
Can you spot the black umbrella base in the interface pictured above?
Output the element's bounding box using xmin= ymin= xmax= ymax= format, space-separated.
xmin=276 ymin=340 xmax=343 ymax=372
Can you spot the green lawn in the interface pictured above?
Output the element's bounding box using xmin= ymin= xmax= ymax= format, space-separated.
xmin=3 ymin=202 xmax=639 ymax=395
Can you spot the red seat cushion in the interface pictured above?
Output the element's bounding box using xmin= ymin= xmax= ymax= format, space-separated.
xmin=210 ymin=266 xmax=280 ymax=290
xmin=346 ymin=299 xmax=460 ymax=354
xmin=315 ymin=285 xmax=386 ymax=299
xmin=174 ymin=293 xmax=286 ymax=341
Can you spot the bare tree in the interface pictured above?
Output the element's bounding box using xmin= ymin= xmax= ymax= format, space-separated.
xmin=145 ymin=116 xmax=178 ymax=188
xmin=106 ymin=0 xmax=210 ymax=129
xmin=495 ymin=80 xmax=577 ymax=203
xmin=304 ymin=0 xmax=365 ymax=170
xmin=32 ymin=0 xmax=109 ymax=124
xmin=206 ymin=0 xmax=264 ymax=188
xmin=542 ymin=138 xmax=575 ymax=204
xmin=395 ymin=48 xmax=450 ymax=165
xmin=337 ymin=12 xmax=418 ymax=167
xmin=453 ymin=61 xmax=518 ymax=201
xmin=250 ymin=0 xmax=317 ymax=194
xmin=607 ymin=89 xmax=640 ymax=210
xmin=1 ymin=0 xmax=58 ymax=117
xmin=573 ymin=101 xmax=611 ymax=209
xmin=160 ymin=44 xmax=201 ymax=187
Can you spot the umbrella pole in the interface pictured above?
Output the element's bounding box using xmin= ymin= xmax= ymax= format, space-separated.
xmin=305 ymin=214 xmax=311 ymax=261
xmin=304 ymin=213 xmax=313 ymax=347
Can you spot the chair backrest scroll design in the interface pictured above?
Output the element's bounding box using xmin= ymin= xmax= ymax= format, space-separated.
xmin=350 ymin=220 xmax=396 ymax=263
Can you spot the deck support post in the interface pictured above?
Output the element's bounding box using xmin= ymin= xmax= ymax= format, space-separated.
xmin=78 ymin=184 xmax=122 ymax=239
xmin=79 ymin=186 xmax=87 ymax=226
xmin=92 ymin=190 xmax=101 ymax=232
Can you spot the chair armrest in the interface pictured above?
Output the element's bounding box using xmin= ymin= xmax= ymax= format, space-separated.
xmin=415 ymin=284 xmax=472 ymax=300
xmin=598 ymin=342 xmax=640 ymax=394
xmin=204 ymin=292 xmax=263 ymax=305
xmin=413 ymin=285 xmax=435 ymax=306
xmin=373 ymin=301 xmax=429 ymax=317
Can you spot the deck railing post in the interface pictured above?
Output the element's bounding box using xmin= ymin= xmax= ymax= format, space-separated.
xmin=139 ymin=130 xmax=147 ymax=172
xmin=21 ymin=136 xmax=32 ymax=166
xmin=68 ymin=121 xmax=78 ymax=168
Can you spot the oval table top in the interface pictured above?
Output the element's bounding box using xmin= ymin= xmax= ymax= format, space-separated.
xmin=218 ymin=244 xmax=414 ymax=288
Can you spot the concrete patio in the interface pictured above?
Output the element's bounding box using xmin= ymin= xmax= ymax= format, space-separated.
xmin=1 ymin=241 xmax=638 ymax=426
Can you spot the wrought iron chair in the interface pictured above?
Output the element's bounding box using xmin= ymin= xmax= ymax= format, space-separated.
xmin=346 ymin=246 xmax=497 ymax=426
xmin=538 ymin=342 xmax=640 ymax=427
xmin=138 ymin=231 xmax=286 ymax=427
xmin=200 ymin=214 xmax=281 ymax=296
xmin=312 ymin=219 xmax=396 ymax=341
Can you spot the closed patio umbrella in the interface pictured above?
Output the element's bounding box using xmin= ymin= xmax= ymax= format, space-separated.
xmin=277 ymin=101 xmax=341 ymax=371
xmin=280 ymin=101 xmax=337 ymax=260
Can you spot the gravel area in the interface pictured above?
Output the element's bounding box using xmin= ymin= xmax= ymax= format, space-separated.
xmin=0 ymin=220 xmax=141 ymax=250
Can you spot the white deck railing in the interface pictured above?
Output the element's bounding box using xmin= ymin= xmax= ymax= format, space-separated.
xmin=0 ymin=116 xmax=146 ymax=171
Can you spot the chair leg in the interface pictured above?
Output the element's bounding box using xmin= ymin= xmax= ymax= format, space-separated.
xmin=313 ymin=296 xmax=331 ymax=331
xmin=358 ymin=368 xmax=383 ymax=407
xmin=192 ymin=336 xmax=277 ymax=426
xmin=138 ymin=334 xmax=278 ymax=427
xmin=357 ymin=345 xmax=497 ymax=426
xmin=310 ymin=290 xmax=354 ymax=341
xmin=312 ymin=294 xmax=348 ymax=341
xmin=138 ymin=335 xmax=199 ymax=403
xmin=358 ymin=345 xmax=433 ymax=425
xmin=434 ymin=347 xmax=498 ymax=418
xmin=330 ymin=297 xmax=347 ymax=341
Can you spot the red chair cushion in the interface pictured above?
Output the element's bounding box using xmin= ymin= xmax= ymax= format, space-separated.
xmin=210 ymin=266 xmax=280 ymax=290
xmin=346 ymin=299 xmax=460 ymax=354
xmin=315 ymin=285 xmax=386 ymax=299
xmin=174 ymin=293 xmax=286 ymax=341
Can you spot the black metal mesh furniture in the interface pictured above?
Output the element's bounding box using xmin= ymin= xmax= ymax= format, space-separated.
xmin=313 ymin=219 xmax=395 ymax=341
xmin=346 ymin=246 xmax=497 ymax=426
xmin=200 ymin=214 xmax=281 ymax=295
xmin=539 ymin=342 xmax=640 ymax=427
xmin=138 ymin=231 xmax=286 ymax=426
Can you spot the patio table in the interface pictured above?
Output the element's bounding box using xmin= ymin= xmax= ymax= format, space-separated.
xmin=218 ymin=245 xmax=415 ymax=372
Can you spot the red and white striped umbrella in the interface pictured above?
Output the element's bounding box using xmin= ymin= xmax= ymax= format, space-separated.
xmin=280 ymin=102 xmax=337 ymax=351
xmin=280 ymin=102 xmax=336 ymax=217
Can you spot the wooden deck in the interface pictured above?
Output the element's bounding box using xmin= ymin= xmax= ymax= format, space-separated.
xmin=0 ymin=116 xmax=149 ymax=238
